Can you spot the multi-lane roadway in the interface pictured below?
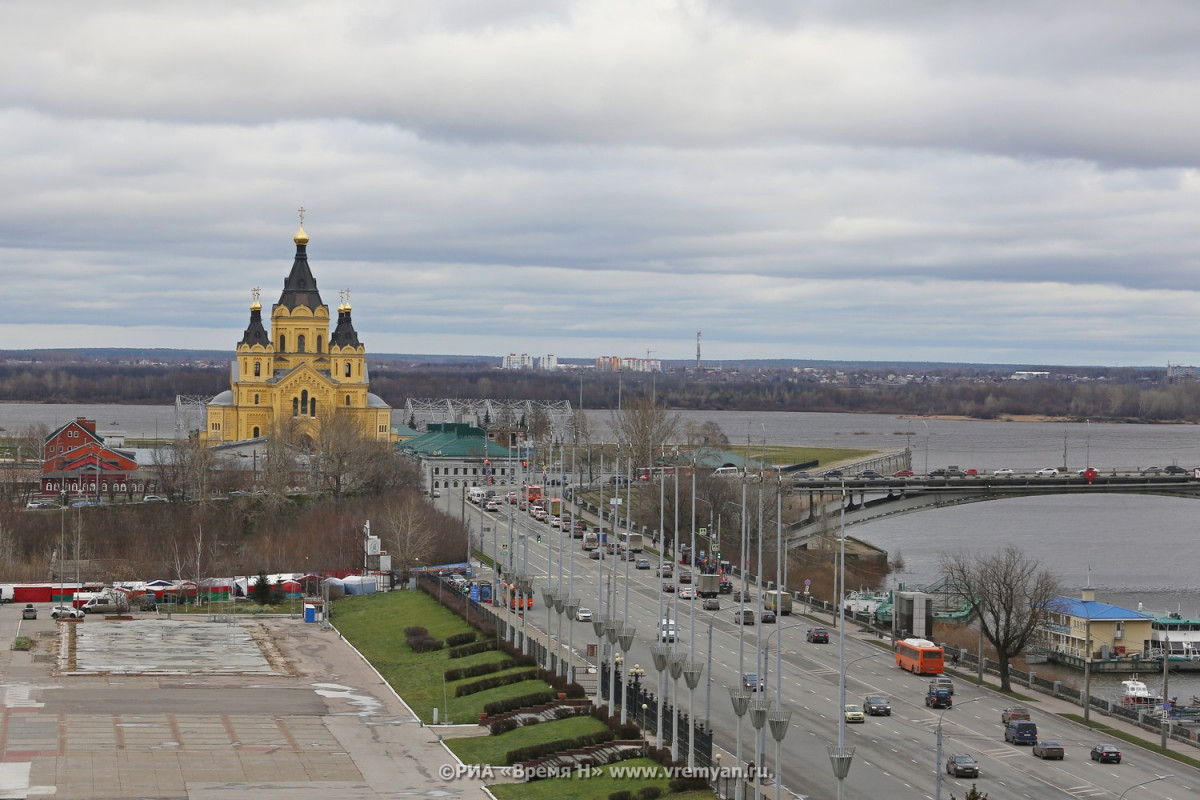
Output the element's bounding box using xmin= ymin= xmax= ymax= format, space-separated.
xmin=460 ymin=488 xmax=1195 ymax=800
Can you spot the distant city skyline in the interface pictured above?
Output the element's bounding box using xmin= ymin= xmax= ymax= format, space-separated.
xmin=3 ymin=4 xmax=1200 ymax=367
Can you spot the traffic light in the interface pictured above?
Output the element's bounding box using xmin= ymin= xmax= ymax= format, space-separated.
xmin=522 ymin=459 xmax=527 ymax=468
xmin=484 ymin=458 xmax=490 ymax=466
xmin=537 ymin=534 xmax=542 ymax=543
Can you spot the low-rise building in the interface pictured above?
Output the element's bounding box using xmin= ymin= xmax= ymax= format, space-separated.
xmin=1043 ymin=587 xmax=1154 ymax=664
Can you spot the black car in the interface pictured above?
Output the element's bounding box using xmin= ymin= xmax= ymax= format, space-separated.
xmin=945 ymin=753 xmax=979 ymax=778
xmin=946 ymin=468 xmax=968 ymax=477
xmin=862 ymin=695 xmax=891 ymax=716
xmin=1165 ymin=465 xmax=1188 ymax=475
xmin=1090 ymin=744 xmax=1121 ymax=764
xmin=760 ymin=610 xmax=777 ymax=624
xmin=718 ymin=579 xmax=733 ymax=593
xmin=806 ymin=627 xmax=829 ymax=643
xmin=824 ymin=469 xmax=843 ymax=478
xmin=857 ymin=469 xmax=883 ymax=479
xmin=928 ymin=468 xmax=948 ymax=477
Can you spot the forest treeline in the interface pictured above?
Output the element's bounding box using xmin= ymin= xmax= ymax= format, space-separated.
xmin=2 ymin=360 xmax=1200 ymax=422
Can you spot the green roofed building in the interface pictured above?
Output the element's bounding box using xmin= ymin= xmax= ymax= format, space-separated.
xmin=396 ymin=423 xmax=518 ymax=495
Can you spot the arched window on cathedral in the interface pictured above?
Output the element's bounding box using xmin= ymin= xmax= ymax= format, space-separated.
xmin=345 ymin=395 xmax=350 ymax=406
xmin=345 ymin=362 xmax=351 ymax=378
xmin=298 ymin=334 xmax=306 ymax=353
xmin=293 ymin=397 xmax=299 ymax=417
xmin=254 ymin=361 xmax=261 ymax=377
xmin=254 ymin=393 xmax=259 ymax=405
xmin=253 ymin=426 xmax=260 ymax=438
xmin=317 ymin=338 xmax=322 ymax=353
xmin=310 ymin=398 xmax=317 ymax=417
xmin=358 ymin=362 xmax=362 ymax=377
xmin=301 ymin=389 xmax=309 ymax=416
xmin=279 ymin=335 xmax=286 ymax=352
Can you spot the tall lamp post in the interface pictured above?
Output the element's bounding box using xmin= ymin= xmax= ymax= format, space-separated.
xmin=935 ymin=697 xmax=981 ymax=800
xmin=828 ymin=483 xmax=854 ymax=800
xmin=1118 ymin=775 xmax=1174 ymax=799
xmin=728 ymin=687 xmax=750 ymax=800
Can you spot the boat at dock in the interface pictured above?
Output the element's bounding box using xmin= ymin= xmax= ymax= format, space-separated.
xmin=1118 ymin=675 xmax=1163 ymax=707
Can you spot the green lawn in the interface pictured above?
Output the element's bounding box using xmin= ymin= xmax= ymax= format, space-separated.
xmin=334 ymin=591 xmax=551 ymax=723
xmin=448 ymin=716 xmax=609 ymax=765
xmin=488 ymin=758 xmax=675 ymax=800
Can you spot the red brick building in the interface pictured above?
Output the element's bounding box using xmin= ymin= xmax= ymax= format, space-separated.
xmin=39 ymin=418 xmax=145 ymax=500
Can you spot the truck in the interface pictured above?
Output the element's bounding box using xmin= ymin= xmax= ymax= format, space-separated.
xmin=582 ymin=532 xmax=599 ymax=551
xmin=696 ymin=574 xmax=721 ymax=598
xmin=467 ymin=487 xmax=485 ymax=504
xmin=764 ymin=590 xmax=793 ymax=616
xmin=545 ymin=497 xmax=563 ymax=516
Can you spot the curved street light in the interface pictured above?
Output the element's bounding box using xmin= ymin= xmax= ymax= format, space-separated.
xmin=935 ymin=696 xmax=982 ymax=800
xmin=1118 ymin=774 xmax=1174 ymax=799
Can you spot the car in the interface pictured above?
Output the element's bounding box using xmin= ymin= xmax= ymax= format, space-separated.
xmin=575 ymin=607 xmax=593 ymax=622
xmin=926 ymin=687 xmax=953 ymax=709
xmin=431 ymin=489 xmax=443 ymax=498
xmin=1004 ymin=720 xmax=1038 ymax=745
xmin=734 ymin=608 xmax=755 ymax=625
xmin=588 ymin=550 xmax=601 ymax=560
xmin=507 ymin=491 xmax=517 ymax=503
xmin=25 ymin=500 xmax=60 ymax=509
xmin=1035 ymin=467 xmax=1060 ymax=477
xmin=1032 ymin=740 xmax=1065 ymax=760
xmin=142 ymin=494 xmax=168 ymax=503
xmin=844 ymin=704 xmax=865 ymax=723
xmin=678 ymin=571 xmax=693 ymax=584
xmin=742 ymin=673 xmax=763 ymax=692
xmin=806 ymin=627 xmax=830 ymax=643
xmin=824 ymin=469 xmax=844 ymax=478
xmin=485 ymin=500 xmax=500 ymax=512
xmin=545 ymin=514 xmax=559 ymax=527
xmin=857 ymin=469 xmax=882 ymax=479
xmin=21 ymin=603 xmax=36 ymax=620
xmin=1001 ymin=706 xmax=1031 ymax=724
xmin=892 ymin=469 xmax=914 ymax=477
xmin=992 ymin=468 xmax=1015 ymax=476
xmin=965 ymin=468 xmax=979 ymax=476
xmin=1165 ymin=465 xmax=1188 ymax=475
xmin=930 ymin=676 xmax=954 ymax=696
xmin=945 ymin=753 xmax=979 ymax=778
xmin=636 ymin=558 xmax=651 ymax=570
xmin=679 ymin=587 xmax=696 ymax=600
xmin=1089 ymin=744 xmax=1121 ymax=763
xmin=662 ymin=582 xmax=677 ymax=593
xmin=1140 ymin=465 xmax=1164 ymax=475
xmin=760 ymin=610 xmax=776 ymax=623
xmin=928 ymin=468 xmax=948 ymax=477
xmin=733 ymin=590 xmax=755 ymax=603
xmin=702 ymin=598 xmax=720 ymax=611
xmin=656 ymin=563 xmax=674 ymax=577
xmin=863 ymin=695 xmax=891 ymax=716
xmin=791 ymin=471 xmax=811 ymax=479
xmin=946 ymin=468 xmax=967 ymax=478
xmin=719 ymin=578 xmax=733 ymax=593
xmin=50 ymin=605 xmax=83 ymax=620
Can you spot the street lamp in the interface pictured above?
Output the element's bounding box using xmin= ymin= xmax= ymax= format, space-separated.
xmin=1118 ymin=774 xmax=1174 ymax=799
xmin=935 ymin=697 xmax=982 ymax=800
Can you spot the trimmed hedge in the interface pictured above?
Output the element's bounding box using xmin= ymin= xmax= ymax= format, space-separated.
xmin=404 ymin=626 xmax=428 ymax=638
xmin=610 ymin=792 xmax=633 ymax=800
xmin=449 ymin=639 xmax=499 ymax=659
xmin=446 ymin=631 xmax=478 ymax=647
xmin=636 ymin=788 xmax=663 ymax=800
xmin=455 ymin=668 xmax=540 ymax=697
xmin=483 ymin=691 xmax=557 ymax=717
xmin=505 ymin=729 xmax=614 ymax=765
xmin=444 ymin=659 xmax=515 ymax=683
xmin=410 ymin=636 xmax=444 ymax=653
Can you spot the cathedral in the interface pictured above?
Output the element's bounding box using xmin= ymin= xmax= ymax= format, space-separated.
xmin=202 ymin=221 xmax=393 ymax=445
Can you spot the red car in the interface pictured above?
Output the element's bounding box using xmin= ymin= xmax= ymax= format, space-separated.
xmin=892 ymin=469 xmax=914 ymax=477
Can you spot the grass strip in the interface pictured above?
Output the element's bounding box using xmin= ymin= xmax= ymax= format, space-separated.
xmin=1058 ymin=713 xmax=1200 ymax=770
xmin=448 ymin=716 xmax=608 ymax=766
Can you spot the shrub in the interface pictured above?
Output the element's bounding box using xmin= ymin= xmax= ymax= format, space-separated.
xmin=483 ymin=691 xmax=557 ymax=717
xmin=505 ymin=730 xmax=615 ymax=765
xmin=449 ymin=640 xmax=498 ymax=659
xmin=616 ymin=723 xmax=641 ymax=740
xmin=455 ymin=669 xmax=540 ymax=697
xmin=553 ymin=707 xmax=575 ymax=720
xmin=637 ymin=787 xmax=663 ymax=800
xmin=668 ymin=776 xmax=710 ymax=793
xmin=565 ymin=682 xmax=587 ymax=698
xmin=404 ymin=626 xmax=428 ymax=639
xmin=609 ymin=791 xmax=633 ymax=800
xmin=410 ymin=636 xmax=444 ymax=653
xmin=444 ymin=659 xmax=514 ymax=682
xmin=446 ymin=631 xmax=478 ymax=647
xmin=488 ymin=718 xmax=519 ymax=736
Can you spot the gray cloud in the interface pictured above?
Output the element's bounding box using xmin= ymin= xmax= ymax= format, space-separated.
xmin=1 ymin=1 xmax=1199 ymax=367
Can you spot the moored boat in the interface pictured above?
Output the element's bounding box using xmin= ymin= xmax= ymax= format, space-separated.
xmin=1118 ymin=675 xmax=1163 ymax=707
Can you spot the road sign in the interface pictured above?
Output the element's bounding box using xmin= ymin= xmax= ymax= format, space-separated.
xmin=699 ymin=527 xmax=707 ymax=536
xmin=804 ymin=579 xmax=811 ymax=586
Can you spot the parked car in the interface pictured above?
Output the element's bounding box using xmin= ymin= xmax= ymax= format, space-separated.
xmin=21 ymin=604 xmax=36 ymax=620
xmin=945 ymin=753 xmax=979 ymax=778
xmin=1032 ymin=740 xmax=1065 ymax=760
xmin=892 ymin=469 xmax=914 ymax=477
xmin=844 ymin=704 xmax=865 ymax=723
xmin=760 ymin=610 xmax=776 ymax=623
xmin=50 ymin=605 xmax=83 ymax=620
xmin=992 ymin=468 xmax=1015 ymax=476
xmin=742 ymin=673 xmax=763 ymax=692
xmin=863 ymin=695 xmax=891 ymax=716
xmin=575 ymin=607 xmax=593 ymax=622
xmin=1089 ymin=744 xmax=1121 ymax=763
xmin=734 ymin=608 xmax=755 ymax=625
xmin=1035 ymin=467 xmax=1060 ymax=477
xmin=142 ymin=494 xmax=168 ymax=503
xmin=1001 ymin=706 xmax=1031 ymax=724
xmin=25 ymin=501 xmax=59 ymax=509
xmin=702 ymin=598 xmax=720 ymax=611
xmin=806 ymin=627 xmax=830 ymax=643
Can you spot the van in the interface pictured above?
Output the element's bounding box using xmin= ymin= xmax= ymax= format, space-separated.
xmin=467 ymin=487 xmax=485 ymax=504
xmin=82 ymin=592 xmax=129 ymax=614
xmin=659 ymin=619 xmax=678 ymax=642
xmin=1004 ymin=720 xmax=1038 ymax=745
xmin=712 ymin=467 xmax=741 ymax=478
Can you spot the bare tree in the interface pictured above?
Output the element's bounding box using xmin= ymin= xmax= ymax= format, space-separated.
xmin=610 ymin=393 xmax=680 ymax=470
xmin=939 ymin=545 xmax=1061 ymax=691
xmin=310 ymin=412 xmax=394 ymax=500
xmin=684 ymin=420 xmax=729 ymax=448
xmin=381 ymin=496 xmax=438 ymax=579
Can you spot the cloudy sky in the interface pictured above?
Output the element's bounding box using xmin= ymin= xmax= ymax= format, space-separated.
xmin=3 ymin=1 xmax=1200 ymax=367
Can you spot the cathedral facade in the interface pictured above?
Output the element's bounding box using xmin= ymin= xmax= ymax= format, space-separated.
xmin=202 ymin=224 xmax=393 ymax=445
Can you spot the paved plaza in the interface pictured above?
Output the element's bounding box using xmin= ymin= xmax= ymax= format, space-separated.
xmin=0 ymin=608 xmax=491 ymax=800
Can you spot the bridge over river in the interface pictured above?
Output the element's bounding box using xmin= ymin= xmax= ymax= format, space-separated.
xmin=785 ymin=469 xmax=1200 ymax=550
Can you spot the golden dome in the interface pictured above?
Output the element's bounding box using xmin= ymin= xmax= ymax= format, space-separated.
xmin=251 ymin=299 xmax=262 ymax=311
xmin=294 ymin=224 xmax=309 ymax=245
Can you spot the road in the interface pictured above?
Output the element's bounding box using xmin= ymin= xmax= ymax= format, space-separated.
xmin=461 ymin=487 xmax=1198 ymax=800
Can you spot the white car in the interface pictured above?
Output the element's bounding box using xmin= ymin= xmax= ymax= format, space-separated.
xmin=992 ymin=468 xmax=1014 ymax=477
xmin=1035 ymin=467 xmax=1059 ymax=477
xmin=575 ymin=607 xmax=593 ymax=622
xmin=679 ymin=587 xmax=696 ymax=600
xmin=50 ymin=605 xmax=84 ymax=620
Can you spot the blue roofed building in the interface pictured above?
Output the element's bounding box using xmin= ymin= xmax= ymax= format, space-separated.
xmin=1043 ymin=587 xmax=1154 ymax=667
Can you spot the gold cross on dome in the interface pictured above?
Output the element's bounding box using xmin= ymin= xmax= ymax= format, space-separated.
xmin=252 ymin=286 xmax=261 ymax=303
xmin=297 ymin=206 xmax=306 ymax=225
